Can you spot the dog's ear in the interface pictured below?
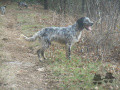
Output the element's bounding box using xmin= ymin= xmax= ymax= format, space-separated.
xmin=76 ymin=17 xmax=85 ymax=30
xmin=25 ymin=5 xmax=28 ymax=8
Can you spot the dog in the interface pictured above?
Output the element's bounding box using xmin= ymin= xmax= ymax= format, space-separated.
xmin=18 ymin=1 xmax=28 ymax=9
xmin=0 ymin=6 xmax=6 ymax=15
xmin=22 ymin=17 xmax=93 ymax=61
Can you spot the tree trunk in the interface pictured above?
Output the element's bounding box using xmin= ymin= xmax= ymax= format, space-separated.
xmin=59 ymin=0 xmax=67 ymax=14
xmin=44 ymin=0 xmax=48 ymax=10
xmin=82 ymin=0 xmax=85 ymax=13
xmin=63 ymin=0 xmax=67 ymax=14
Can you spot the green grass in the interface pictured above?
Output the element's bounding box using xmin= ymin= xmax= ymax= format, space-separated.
xmin=16 ymin=10 xmax=53 ymax=49
xmin=45 ymin=50 xmax=120 ymax=89
xmin=0 ymin=16 xmax=5 ymax=28
xmin=16 ymin=12 xmax=51 ymax=35
xmin=21 ymin=24 xmax=47 ymax=30
xmin=13 ymin=5 xmax=120 ymax=89
xmin=17 ymin=13 xmax=35 ymax=24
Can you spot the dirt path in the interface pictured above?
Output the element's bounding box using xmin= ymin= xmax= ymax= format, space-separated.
xmin=0 ymin=5 xmax=48 ymax=90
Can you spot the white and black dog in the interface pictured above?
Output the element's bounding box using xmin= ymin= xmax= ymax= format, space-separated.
xmin=22 ymin=17 xmax=93 ymax=61
xmin=0 ymin=6 xmax=6 ymax=15
xmin=18 ymin=1 xmax=28 ymax=9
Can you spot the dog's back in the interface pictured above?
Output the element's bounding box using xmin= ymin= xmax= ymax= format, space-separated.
xmin=1 ymin=6 xmax=6 ymax=15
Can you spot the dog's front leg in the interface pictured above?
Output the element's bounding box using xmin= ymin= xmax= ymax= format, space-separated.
xmin=66 ymin=44 xmax=71 ymax=60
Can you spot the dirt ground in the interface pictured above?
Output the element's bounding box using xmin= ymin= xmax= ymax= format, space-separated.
xmin=0 ymin=4 xmax=50 ymax=90
xmin=0 ymin=2 xmax=120 ymax=90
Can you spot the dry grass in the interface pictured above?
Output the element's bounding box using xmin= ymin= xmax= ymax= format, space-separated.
xmin=0 ymin=2 xmax=120 ymax=90
xmin=16 ymin=5 xmax=120 ymax=89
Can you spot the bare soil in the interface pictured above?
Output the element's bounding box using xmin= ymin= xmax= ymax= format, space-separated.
xmin=0 ymin=4 xmax=50 ymax=90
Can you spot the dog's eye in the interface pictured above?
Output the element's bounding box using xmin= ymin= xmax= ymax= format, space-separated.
xmin=84 ymin=21 xmax=89 ymax=24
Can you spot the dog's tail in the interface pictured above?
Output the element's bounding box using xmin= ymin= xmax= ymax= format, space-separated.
xmin=21 ymin=32 xmax=39 ymax=42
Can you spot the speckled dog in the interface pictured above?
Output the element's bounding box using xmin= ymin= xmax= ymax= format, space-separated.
xmin=0 ymin=6 xmax=6 ymax=15
xmin=22 ymin=17 xmax=93 ymax=61
xmin=18 ymin=1 xmax=28 ymax=9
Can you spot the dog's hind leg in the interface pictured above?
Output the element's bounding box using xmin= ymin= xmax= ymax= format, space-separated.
xmin=37 ymin=48 xmax=46 ymax=62
xmin=37 ymin=49 xmax=41 ymax=61
xmin=37 ymin=39 xmax=51 ymax=62
xmin=37 ymin=48 xmax=47 ymax=62
xmin=41 ymin=50 xmax=46 ymax=60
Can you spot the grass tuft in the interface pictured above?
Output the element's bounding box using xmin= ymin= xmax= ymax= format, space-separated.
xmin=45 ymin=49 xmax=120 ymax=89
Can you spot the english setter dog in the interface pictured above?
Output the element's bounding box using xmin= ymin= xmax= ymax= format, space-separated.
xmin=0 ymin=6 xmax=6 ymax=15
xmin=22 ymin=17 xmax=93 ymax=61
xmin=18 ymin=1 xmax=28 ymax=9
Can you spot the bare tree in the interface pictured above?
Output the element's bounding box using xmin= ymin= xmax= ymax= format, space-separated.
xmin=59 ymin=0 xmax=67 ymax=14
xmin=44 ymin=0 xmax=48 ymax=10
xmin=82 ymin=0 xmax=85 ymax=13
xmin=84 ymin=0 xmax=120 ymax=60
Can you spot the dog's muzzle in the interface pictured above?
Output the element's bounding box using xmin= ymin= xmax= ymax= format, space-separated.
xmin=85 ymin=22 xmax=93 ymax=31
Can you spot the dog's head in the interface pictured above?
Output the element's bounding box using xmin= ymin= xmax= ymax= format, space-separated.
xmin=77 ymin=17 xmax=93 ymax=31
xmin=1 ymin=6 xmax=6 ymax=8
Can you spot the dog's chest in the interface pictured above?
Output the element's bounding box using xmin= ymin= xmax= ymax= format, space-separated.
xmin=73 ymin=32 xmax=82 ymax=43
xmin=77 ymin=32 xmax=82 ymax=40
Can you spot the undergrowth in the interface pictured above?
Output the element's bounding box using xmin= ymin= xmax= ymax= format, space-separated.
xmin=46 ymin=50 xmax=120 ymax=89
xmin=15 ymin=4 xmax=120 ymax=89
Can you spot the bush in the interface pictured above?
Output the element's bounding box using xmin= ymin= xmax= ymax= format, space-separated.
xmin=111 ymin=46 xmax=120 ymax=62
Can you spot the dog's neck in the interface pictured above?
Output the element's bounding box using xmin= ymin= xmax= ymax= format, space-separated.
xmin=72 ymin=23 xmax=84 ymax=32
xmin=71 ymin=23 xmax=83 ymax=42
